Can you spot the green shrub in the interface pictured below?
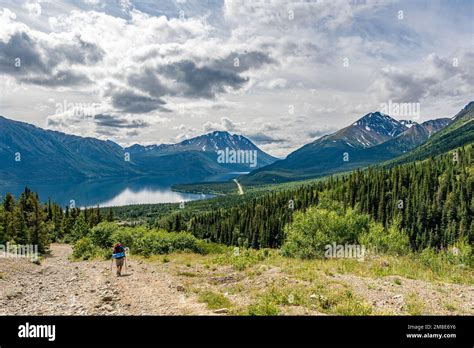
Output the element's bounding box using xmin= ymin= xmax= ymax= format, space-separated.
xmin=72 ymin=237 xmax=97 ymax=260
xmin=281 ymin=207 xmax=370 ymax=259
xmin=111 ymin=226 xmax=143 ymax=251
xmin=359 ymin=221 xmax=410 ymax=255
xmin=89 ymin=222 xmax=117 ymax=248
xmin=82 ymin=225 xmax=214 ymax=257
xmin=419 ymin=238 xmax=473 ymax=273
xmin=70 ymin=214 xmax=89 ymax=242
xmin=445 ymin=238 xmax=473 ymax=267
xmin=419 ymin=247 xmax=443 ymax=271
xmin=127 ymin=229 xmax=205 ymax=256
xmin=196 ymin=240 xmax=228 ymax=254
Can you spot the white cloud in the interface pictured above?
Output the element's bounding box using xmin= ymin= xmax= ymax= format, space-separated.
xmin=0 ymin=0 xmax=472 ymax=157
xmin=22 ymin=0 xmax=41 ymax=18
xmin=370 ymin=51 xmax=474 ymax=103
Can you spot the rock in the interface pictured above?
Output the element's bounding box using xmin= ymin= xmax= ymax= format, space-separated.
xmin=6 ymin=291 xmax=23 ymax=300
xmin=102 ymin=295 xmax=114 ymax=302
xmin=176 ymin=285 xmax=185 ymax=292
xmin=213 ymin=308 xmax=229 ymax=314
xmin=309 ymin=294 xmax=317 ymax=300
xmin=103 ymin=304 xmax=114 ymax=312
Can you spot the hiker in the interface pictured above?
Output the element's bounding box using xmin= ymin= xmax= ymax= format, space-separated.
xmin=112 ymin=243 xmax=126 ymax=276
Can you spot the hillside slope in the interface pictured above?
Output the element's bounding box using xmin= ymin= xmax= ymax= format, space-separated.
xmin=387 ymin=102 xmax=473 ymax=166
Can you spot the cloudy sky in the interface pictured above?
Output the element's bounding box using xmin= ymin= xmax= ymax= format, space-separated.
xmin=0 ymin=0 xmax=472 ymax=157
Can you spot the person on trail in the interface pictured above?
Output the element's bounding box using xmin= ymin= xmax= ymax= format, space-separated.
xmin=112 ymin=243 xmax=126 ymax=276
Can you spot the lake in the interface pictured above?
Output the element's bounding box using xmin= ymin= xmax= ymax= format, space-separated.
xmin=0 ymin=174 xmax=243 ymax=208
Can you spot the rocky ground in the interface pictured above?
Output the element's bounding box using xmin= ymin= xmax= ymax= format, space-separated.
xmin=0 ymin=244 xmax=472 ymax=315
xmin=0 ymin=244 xmax=212 ymax=315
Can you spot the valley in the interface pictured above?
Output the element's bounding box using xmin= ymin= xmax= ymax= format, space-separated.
xmin=1 ymin=102 xmax=473 ymax=317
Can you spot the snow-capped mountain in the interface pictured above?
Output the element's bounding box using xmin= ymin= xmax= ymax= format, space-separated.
xmin=351 ymin=112 xmax=407 ymax=141
xmin=400 ymin=120 xmax=418 ymax=128
xmin=125 ymin=131 xmax=277 ymax=167
xmin=124 ymin=131 xmax=277 ymax=173
xmin=241 ymin=108 xmax=456 ymax=184
xmin=175 ymin=131 xmax=267 ymax=153
xmin=242 ymin=111 xmax=407 ymax=183
xmin=0 ymin=116 xmax=277 ymax=184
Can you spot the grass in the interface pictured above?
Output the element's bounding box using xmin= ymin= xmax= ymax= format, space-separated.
xmin=210 ymin=248 xmax=274 ymax=271
xmin=243 ymin=299 xmax=280 ymax=316
xmin=405 ymin=293 xmax=425 ymax=315
xmin=143 ymin=245 xmax=472 ymax=315
xmin=237 ymin=282 xmax=373 ymax=316
xmin=264 ymin=253 xmax=473 ymax=286
xmin=443 ymin=302 xmax=458 ymax=312
xmin=198 ymin=290 xmax=233 ymax=310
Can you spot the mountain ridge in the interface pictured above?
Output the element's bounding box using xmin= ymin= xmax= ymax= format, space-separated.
xmin=0 ymin=115 xmax=277 ymax=184
xmin=241 ymin=105 xmax=470 ymax=184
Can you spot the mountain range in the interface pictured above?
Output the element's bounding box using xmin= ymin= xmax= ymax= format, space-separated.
xmin=241 ymin=102 xmax=473 ymax=184
xmin=1 ymin=102 xmax=472 ymax=187
xmin=0 ymin=118 xmax=277 ymax=185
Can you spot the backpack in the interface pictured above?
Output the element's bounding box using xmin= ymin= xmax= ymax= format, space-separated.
xmin=113 ymin=244 xmax=125 ymax=259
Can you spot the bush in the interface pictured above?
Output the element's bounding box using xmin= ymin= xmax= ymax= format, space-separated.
xmin=111 ymin=226 xmax=143 ymax=251
xmin=445 ymin=238 xmax=473 ymax=267
xmin=196 ymin=240 xmax=228 ymax=255
xmin=359 ymin=221 xmax=410 ymax=255
xmin=281 ymin=207 xmax=370 ymax=259
xmin=72 ymin=237 xmax=97 ymax=260
xmin=419 ymin=238 xmax=473 ymax=273
xmin=71 ymin=214 xmax=89 ymax=242
xmin=81 ymin=224 xmax=213 ymax=257
xmin=89 ymin=222 xmax=116 ymax=248
xmin=130 ymin=229 xmax=205 ymax=256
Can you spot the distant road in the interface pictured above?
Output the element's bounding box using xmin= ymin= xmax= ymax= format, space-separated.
xmin=233 ymin=179 xmax=244 ymax=195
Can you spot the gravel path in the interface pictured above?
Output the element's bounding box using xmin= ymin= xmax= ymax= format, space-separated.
xmin=0 ymin=244 xmax=212 ymax=315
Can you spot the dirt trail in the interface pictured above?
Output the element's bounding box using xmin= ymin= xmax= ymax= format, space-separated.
xmin=233 ymin=179 xmax=244 ymax=195
xmin=0 ymin=244 xmax=212 ymax=315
